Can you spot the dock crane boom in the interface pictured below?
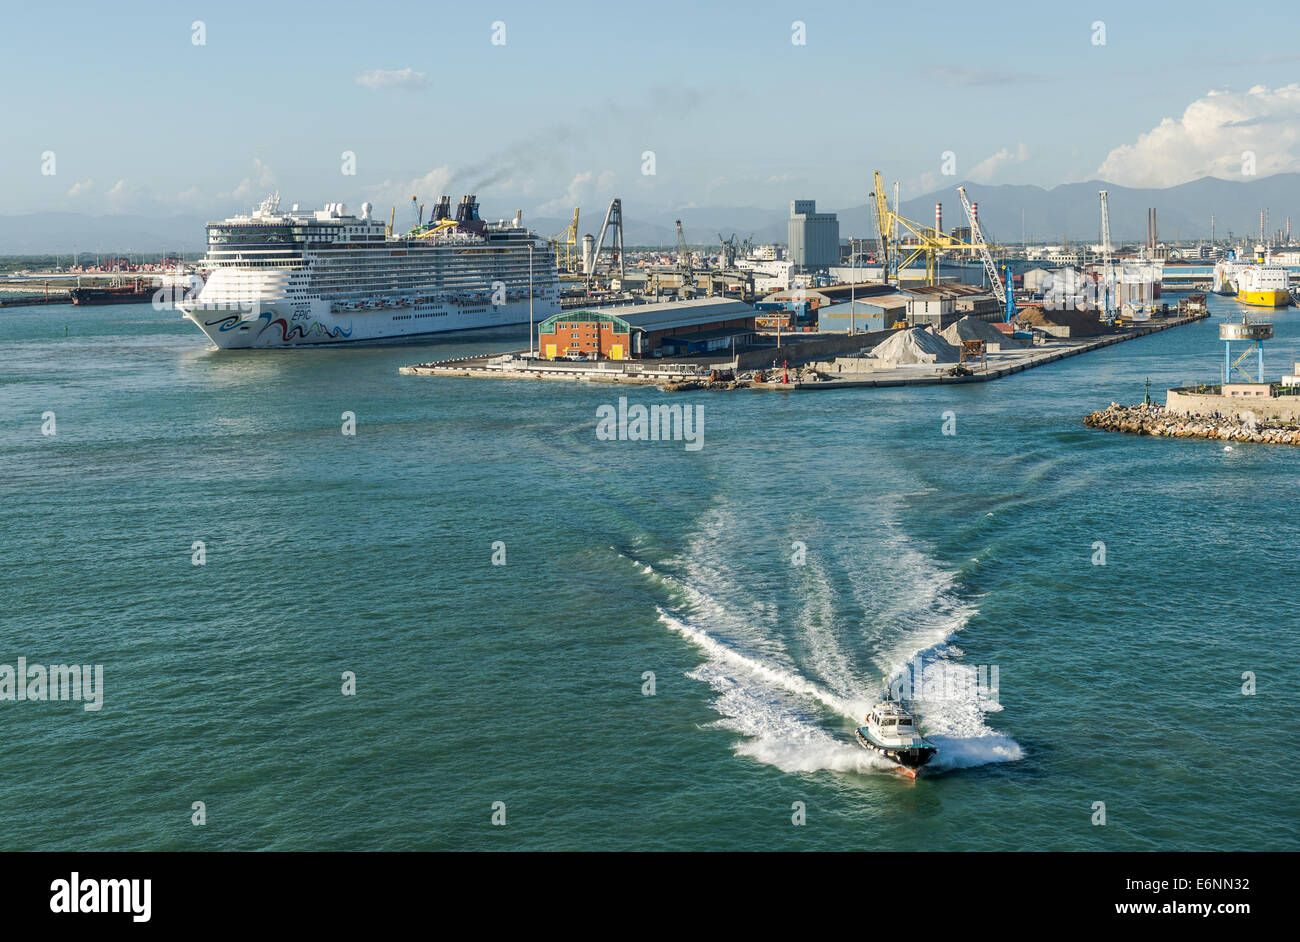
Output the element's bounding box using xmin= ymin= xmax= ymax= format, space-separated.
xmin=549 ymin=207 xmax=580 ymax=272
xmin=958 ymin=186 xmax=1006 ymax=305
xmin=872 ymin=170 xmax=987 ymax=285
xmin=587 ymin=197 xmax=625 ymax=286
xmin=871 ymin=171 xmax=894 ymax=283
xmin=1099 ymin=189 xmax=1113 ymax=315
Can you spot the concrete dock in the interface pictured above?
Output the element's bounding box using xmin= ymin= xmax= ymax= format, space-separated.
xmin=757 ymin=312 xmax=1209 ymax=390
xmin=399 ymin=311 xmax=1209 ymax=391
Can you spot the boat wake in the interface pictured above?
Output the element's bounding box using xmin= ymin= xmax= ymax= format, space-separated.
xmin=627 ymin=506 xmax=1023 ymax=779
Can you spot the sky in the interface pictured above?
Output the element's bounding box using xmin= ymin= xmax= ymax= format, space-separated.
xmin=3 ymin=0 xmax=1300 ymax=223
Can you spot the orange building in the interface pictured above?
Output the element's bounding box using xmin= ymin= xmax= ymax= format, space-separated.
xmin=537 ymin=299 xmax=758 ymax=360
xmin=536 ymin=311 xmax=632 ymax=360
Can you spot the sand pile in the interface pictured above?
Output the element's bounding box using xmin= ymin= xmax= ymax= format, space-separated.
xmin=941 ymin=315 xmax=1027 ymax=348
xmin=1017 ymin=305 xmax=1113 ymax=337
xmin=867 ymin=326 xmax=960 ymax=364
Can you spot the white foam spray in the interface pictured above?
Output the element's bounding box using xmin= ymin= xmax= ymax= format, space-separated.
xmin=630 ymin=499 xmax=1023 ymax=778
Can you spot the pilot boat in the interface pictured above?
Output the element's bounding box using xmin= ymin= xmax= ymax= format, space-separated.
xmin=855 ymin=688 xmax=937 ymax=777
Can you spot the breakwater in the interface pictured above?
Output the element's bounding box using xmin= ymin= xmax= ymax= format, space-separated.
xmin=1084 ymin=403 xmax=1300 ymax=445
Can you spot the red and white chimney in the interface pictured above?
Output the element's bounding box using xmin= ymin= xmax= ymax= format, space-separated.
xmin=935 ymin=203 xmax=942 ymax=234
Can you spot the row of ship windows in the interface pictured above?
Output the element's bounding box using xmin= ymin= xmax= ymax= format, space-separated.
xmin=214 ymin=255 xmax=543 ymax=266
xmin=392 ymin=311 xmax=450 ymax=320
xmin=210 ymin=253 xmax=549 ymax=264
xmin=212 ymin=262 xmax=544 ymax=275
xmin=209 ymin=248 xmax=549 ymax=258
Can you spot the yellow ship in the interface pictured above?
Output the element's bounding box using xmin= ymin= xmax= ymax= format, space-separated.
xmin=1236 ymin=265 xmax=1290 ymax=307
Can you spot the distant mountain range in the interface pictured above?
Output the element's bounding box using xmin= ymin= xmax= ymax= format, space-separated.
xmin=0 ymin=212 xmax=213 ymax=256
xmin=890 ymin=174 xmax=1300 ymax=247
xmin=2 ymin=174 xmax=1295 ymax=254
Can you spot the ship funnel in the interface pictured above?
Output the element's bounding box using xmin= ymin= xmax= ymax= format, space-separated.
xmin=453 ymin=195 xmax=485 ymax=234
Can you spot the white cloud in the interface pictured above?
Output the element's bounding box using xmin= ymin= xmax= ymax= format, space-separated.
xmin=1098 ymin=84 xmax=1300 ymax=186
xmin=66 ymin=179 xmax=93 ymax=197
xmin=535 ymin=170 xmax=616 ymax=215
xmin=232 ymin=158 xmax=276 ymax=202
xmin=366 ymin=165 xmax=456 ymax=210
xmin=562 ymin=171 xmax=594 ymax=203
xmin=968 ymin=143 xmax=1029 ymax=183
xmin=355 ymin=68 xmax=428 ymax=90
xmin=914 ymin=171 xmax=939 ymax=195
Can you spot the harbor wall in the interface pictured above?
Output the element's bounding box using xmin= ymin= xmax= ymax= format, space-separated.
xmin=1166 ymin=389 xmax=1300 ymax=422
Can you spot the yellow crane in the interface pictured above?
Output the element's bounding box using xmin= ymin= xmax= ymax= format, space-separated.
xmin=549 ymin=207 xmax=580 ymax=272
xmin=872 ymin=170 xmax=989 ymax=285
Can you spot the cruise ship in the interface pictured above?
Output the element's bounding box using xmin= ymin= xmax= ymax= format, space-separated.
xmin=178 ymin=193 xmax=560 ymax=348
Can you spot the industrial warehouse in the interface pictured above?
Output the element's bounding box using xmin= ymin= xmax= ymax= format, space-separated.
xmin=535 ymin=299 xmax=757 ymax=360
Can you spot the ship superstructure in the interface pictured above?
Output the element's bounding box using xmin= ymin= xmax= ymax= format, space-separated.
xmin=1236 ymin=264 xmax=1290 ymax=308
xmin=1214 ymin=260 xmax=1290 ymax=307
xmin=179 ymin=193 xmax=560 ymax=348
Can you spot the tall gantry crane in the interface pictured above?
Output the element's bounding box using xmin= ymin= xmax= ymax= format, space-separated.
xmin=587 ymin=197 xmax=625 ymax=286
xmin=1098 ymin=190 xmax=1114 ymax=315
xmin=870 ymin=172 xmax=893 ymax=280
xmin=718 ymin=232 xmax=739 ymax=268
xmin=872 ymin=170 xmax=988 ymax=286
xmin=957 ymin=186 xmax=1006 ymax=305
xmin=550 ymin=207 xmax=580 ymax=273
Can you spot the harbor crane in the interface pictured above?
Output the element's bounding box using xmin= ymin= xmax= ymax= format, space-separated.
xmin=675 ymin=219 xmax=692 ymax=273
xmin=872 ymin=170 xmax=989 ymax=287
xmin=586 ymin=197 xmax=625 ymax=287
xmin=718 ymin=232 xmax=739 ymax=268
xmin=957 ymin=186 xmax=1006 ymax=306
xmin=870 ymin=174 xmax=893 ymax=280
xmin=1099 ymin=190 xmax=1114 ymax=316
xmin=549 ymin=207 xmax=580 ymax=273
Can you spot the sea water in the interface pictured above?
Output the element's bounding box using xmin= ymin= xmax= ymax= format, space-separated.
xmin=1 ymin=298 xmax=1296 ymax=850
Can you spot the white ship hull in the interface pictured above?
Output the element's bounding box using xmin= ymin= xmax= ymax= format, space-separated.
xmin=182 ymin=296 xmax=560 ymax=349
xmin=181 ymin=193 xmax=560 ymax=350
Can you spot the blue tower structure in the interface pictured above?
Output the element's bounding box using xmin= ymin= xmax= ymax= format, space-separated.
xmin=1220 ymin=317 xmax=1273 ymax=385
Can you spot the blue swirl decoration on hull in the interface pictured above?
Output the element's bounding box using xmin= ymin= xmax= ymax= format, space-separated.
xmin=255 ymin=311 xmax=354 ymax=343
xmin=203 ymin=313 xmax=243 ymax=332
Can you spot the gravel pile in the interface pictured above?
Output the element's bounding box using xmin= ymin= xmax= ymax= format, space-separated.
xmin=868 ymin=326 xmax=960 ymax=364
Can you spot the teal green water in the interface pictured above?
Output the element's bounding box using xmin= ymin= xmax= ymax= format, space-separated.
xmin=2 ymin=299 xmax=1297 ymax=851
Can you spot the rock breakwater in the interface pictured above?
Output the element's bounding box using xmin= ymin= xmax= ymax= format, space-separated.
xmin=1084 ymin=403 xmax=1300 ymax=445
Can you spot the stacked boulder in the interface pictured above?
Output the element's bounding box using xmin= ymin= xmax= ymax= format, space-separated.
xmin=1084 ymin=403 xmax=1300 ymax=445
